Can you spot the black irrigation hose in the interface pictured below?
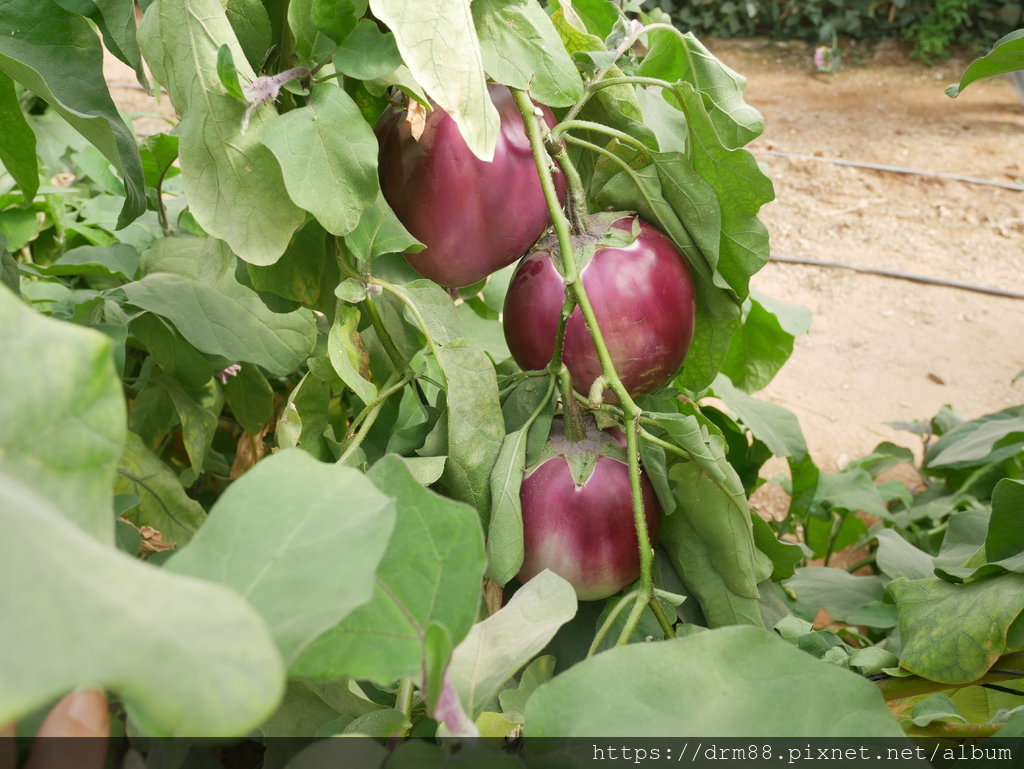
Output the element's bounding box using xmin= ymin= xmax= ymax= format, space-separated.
xmin=770 ymin=254 xmax=1024 ymax=300
xmin=758 ymin=149 xmax=1024 ymax=192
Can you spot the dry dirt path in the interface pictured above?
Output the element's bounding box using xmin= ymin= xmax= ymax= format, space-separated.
xmin=709 ymin=38 xmax=1024 ymax=481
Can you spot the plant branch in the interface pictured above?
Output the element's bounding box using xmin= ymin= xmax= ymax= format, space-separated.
xmin=338 ymin=371 xmax=403 ymax=465
xmin=513 ymin=87 xmax=658 ymax=647
xmin=588 ymin=590 xmax=639 ymax=658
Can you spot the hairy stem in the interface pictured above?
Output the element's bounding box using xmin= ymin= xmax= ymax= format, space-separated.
xmin=589 ymin=590 xmax=640 ymax=658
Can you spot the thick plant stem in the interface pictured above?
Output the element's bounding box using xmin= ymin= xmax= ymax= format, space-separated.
xmin=395 ymin=678 xmax=415 ymax=723
xmin=512 ymin=88 xmax=663 ymax=645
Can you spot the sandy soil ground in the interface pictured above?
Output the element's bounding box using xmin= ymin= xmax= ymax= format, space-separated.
xmin=106 ymin=37 xmax=1024 ymax=485
xmin=709 ymin=38 xmax=1024 ymax=482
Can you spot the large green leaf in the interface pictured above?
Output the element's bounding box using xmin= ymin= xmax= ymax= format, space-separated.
xmin=369 ymin=0 xmax=499 ymax=162
xmin=447 ymin=570 xmax=577 ymax=719
xmin=0 ymin=470 xmax=285 ymax=737
xmin=720 ymin=290 xmax=812 ymax=393
xmin=123 ymin=238 xmax=317 ymax=376
xmin=890 ymin=575 xmax=1024 ymax=684
xmin=0 ymin=285 xmax=125 ymax=543
xmin=637 ymin=29 xmax=764 ymax=149
xmin=713 ymin=374 xmax=808 ymax=461
xmin=473 ymin=0 xmax=583 ymax=108
xmin=947 ymin=29 xmax=1024 ymax=97
xmin=259 ymin=84 xmax=379 ymax=237
xmin=525 ymin=625 xmax=903 ymax=736
xmin=924 ymin=406 xmax=1024 ymax=471
xmin=138 ymin=0 xmax=305 ymax=264
xmin=165 ymin=449 xmax=397 ymax=666
xmin=0 ymin=0 xmax=144 ymax=228
xmin=0 ymin=68 xmax=37 ymax=201
xmin=291 ymin=456 xmax=486 ymax=682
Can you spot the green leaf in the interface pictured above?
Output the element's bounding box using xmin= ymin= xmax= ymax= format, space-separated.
xmin=713 ymin=374 xmax=808 ymax=460
xmin=328 ymin=303 xmax=377 ymax=405
xmin=166 ymin=449 xmax=397 ymax=666
xmin=925 ymin=406 xmax=1024 ymax=470
xmin=31 ymin=243 xmax=140 ymax=282
xmin=785 ymin=568 xmax=887 ymax=622
xmin=637 ymin=30 xmax=764 ymax=149
xmin=53 ymin=0 xmax=148 ymax=91
xmin=447 ymin=570 xmax=577 ymax=719
xmin=911 ymin=693 xmax=967 ymax=727
xmin=123 ymin=238 xmax=317 ymax=376
xmin=987 ymin=479 xmax=1024 ymax=564
xmin=224 ymin=0 xmax=274 ymax=69
xmin=113 ymin=432 xmax=207 ymax=548
xmin=525 ymin=625 xmax=902 ymax=736
xmin=0 ymin=235 xmax=18 ymax=296
xmin=436 ymin=340 xmax=506 ymax=522
xmin=153 ymin=374 xmax=218 ymax=472
xmin=217 ymin=44 xmax=245 ymax=99
xmin=947 ymin=30 xmax=1024 ymax=97
xmin=223 ymin=363 xmax=275 ymax=435
xmin=247 ymin=219 xmax=329 ymax=306
xmin=138 ymin=0 xmax=306 ymax=264
xmin=721 ymin=290 xmax=811 ymax=392
xmin=344 ymin=191 xmax=422 ymax=263
xmin=259 ymin=84 xmax=379 ymax=237
xmin=486 ymin=426 xmax=531 ymax=585
xmin=0 ymin=68 xmax=38 ymax=201
xmin=0 ymin=0 xmax=144 ymax=228
xmin=648 ymin=411 xmax=765 ymax=626
xmin=890 ymin=575 xmax=1024 ymax=684
xmin=332 ymin=20 xmax=403 ymax=81
xmin=0 ymin=286 xmax=125 ymax=543
xmin=473 ymin=0 xmax=583 ymax=108
xmin=292 ymin=456 xmax=486 ymax=683
xmin=369 ymin=0 xmax=500 ymax=162
xmin=0 ymin=470 xmax=285 ymax=737
xmin=875 ymin=529 xmax=936 ymax=581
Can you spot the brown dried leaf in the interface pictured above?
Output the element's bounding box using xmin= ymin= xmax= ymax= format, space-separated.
xmin=230 ymin=424 xmax=270 ymax=480
xmin=138 ymin=525 xmax=174 ymax=552
xmin=406 ymin=99 xmax=428 ymax=142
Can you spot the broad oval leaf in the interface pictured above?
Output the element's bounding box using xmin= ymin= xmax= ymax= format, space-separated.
xmin=259 ymin=84 xmax=379 ymax=237
xmin=369 ymin=0 xmax=499 ymax=161
xmin=525 ymin=625 xmax=904 ymax=737
xmin=292 ymin=455 xmax=486 ymax=683
xmin=0 ymin=471 xmax=285 ymax=737
xmin=138 ymin=0 xmax=306 ymax=264
xmin=0 ymin=286 xmax=125 ymax=543
xmin=447 ymin=569 xmax=577 ymax=719
xmin=165 ymin=449 xmax=398 ymax=666
xmin=0 ymin=0 xmax=145 ymax=228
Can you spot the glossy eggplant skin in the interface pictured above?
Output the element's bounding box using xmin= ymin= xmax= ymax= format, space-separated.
xmin=515 ymin=423 xmax=662 ymax=602
xmin=502 ymin=216 xmax=697 ymax=398
xmin=375 ymin=84 xmax=565 ymax=289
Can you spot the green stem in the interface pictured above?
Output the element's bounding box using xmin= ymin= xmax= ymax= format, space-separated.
xmin=395 ymin=678 xmax=415 ymax=723
xmin=362 ymin=295 xmax=413 ymax=379
xmin=588 ymin=590 xmax=640 ymax=658
xmin=338 ymin=371 xmax=403 ymax=465
xmin=346 ymin=371 xmax=412 ymax=436
xmin=649 ymin=596 xmax=677 ymax=640
xmin=551 ymin=120 xmax=650 ymax=155
xmin=513 ymin=88 xmax=659 ymax=646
